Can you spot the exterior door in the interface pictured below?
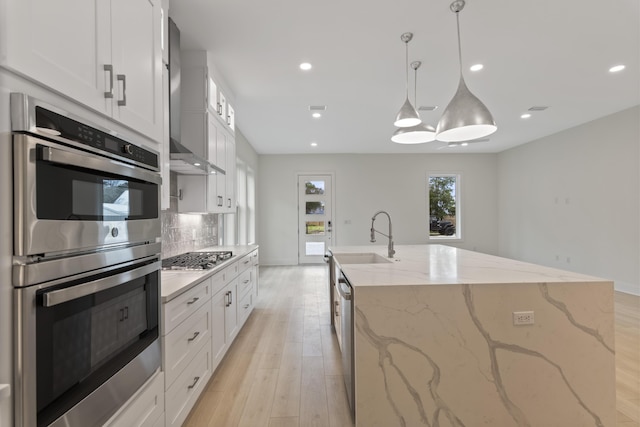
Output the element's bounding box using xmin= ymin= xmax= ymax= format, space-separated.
xmin=298 ymin=174 xmax=333 ymax=264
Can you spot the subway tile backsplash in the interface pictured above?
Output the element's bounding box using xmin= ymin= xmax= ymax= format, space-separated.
xmin=161 ymin=171 xmax=219 ymax=259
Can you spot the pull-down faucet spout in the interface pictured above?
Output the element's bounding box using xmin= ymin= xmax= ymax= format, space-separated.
xmin=370 ymin=210 xmax=395 ymax=258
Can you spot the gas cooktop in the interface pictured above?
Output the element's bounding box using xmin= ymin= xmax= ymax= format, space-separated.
xmin=162 ymin=251 xmax=233 ymax=271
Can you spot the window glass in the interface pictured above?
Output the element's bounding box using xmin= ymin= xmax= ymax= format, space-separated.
xmin=428 ymin=174 xmax=460 ymax=239
xmin=305 ymin=221 xmax=325 ymax=235
xmin=305 ymin=181 xmax=325 ymax=195
xmin=305 ymin=201 xmax=325 ymax=215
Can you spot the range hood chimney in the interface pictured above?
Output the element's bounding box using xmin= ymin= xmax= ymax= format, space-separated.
xmin=168 ymin=18 xmax=224 ymax=176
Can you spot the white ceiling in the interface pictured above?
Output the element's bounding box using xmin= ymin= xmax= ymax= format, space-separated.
xmin=169 ymin=0 xmax=640 ymax=155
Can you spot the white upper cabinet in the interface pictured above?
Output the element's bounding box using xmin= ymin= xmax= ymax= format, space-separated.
xmin=110 ymin=0 xmax=164 ymax=142
xmin=181 ymin=50 xmax=234 ymax=134
xmin=0 ymin=0 xmax=163 ymax=143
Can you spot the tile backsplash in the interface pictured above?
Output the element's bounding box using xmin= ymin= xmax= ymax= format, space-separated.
xmin=161 ymin=171 xmax=219 ymax=259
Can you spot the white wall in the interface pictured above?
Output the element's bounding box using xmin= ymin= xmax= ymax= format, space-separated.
xmin=498 ymin=106 xmax=640 ymax=295
xmin=258 ymin=153 xmax=499 ymax=265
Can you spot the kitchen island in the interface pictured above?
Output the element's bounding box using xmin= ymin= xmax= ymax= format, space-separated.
xmin=330 ymin=244 xmax=615 ymax=427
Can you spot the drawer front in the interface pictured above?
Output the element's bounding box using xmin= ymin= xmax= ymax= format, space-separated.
xmin=238 ymin=289 xmax=253 ymax=325
xmin=163 ymin=303 xmax=211 ymax=389
xmin=210 ymin=261 xmax=238 ymax=295
xmin=163 ymin=279 xmax=211 ymax=335
xmin=104 ymin=371 xmax=165 ymax=427
xmin=238 ymin=269 xmax=252 ymax=298
xmin=165 ymin=341 xmax=212 ymax=427
xmin=238 ymin=253 xmax=253 ymax=274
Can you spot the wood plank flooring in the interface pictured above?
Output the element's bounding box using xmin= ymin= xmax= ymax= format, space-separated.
xmin=184 ymin=265 xmax=640 ymax=427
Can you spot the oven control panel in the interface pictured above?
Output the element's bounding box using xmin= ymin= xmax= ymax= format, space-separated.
xmin=34 ymin=106 xmax=158 ymax=169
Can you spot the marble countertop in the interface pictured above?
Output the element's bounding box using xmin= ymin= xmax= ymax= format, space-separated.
xmin=161 ymin=244 xmax=258 ymax=302
xmin=330 ymin=244 xmax=608 ymax=288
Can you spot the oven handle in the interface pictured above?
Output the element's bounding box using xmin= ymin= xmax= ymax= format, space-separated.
xmin=42 ymin=261 xmax=161 ymax=307
xmin=39 ymin=144 xmax=161 ymax=185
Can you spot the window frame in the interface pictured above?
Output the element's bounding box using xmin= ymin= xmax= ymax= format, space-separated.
xmin=427 ymin=172 xmax=462 ymax=242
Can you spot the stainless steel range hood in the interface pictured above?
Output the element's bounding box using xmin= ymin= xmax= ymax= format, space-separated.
xmin=168 ymin=18 xmax=224 ymax=176
xmin=169 ymin=139 xmax=225 ymax=175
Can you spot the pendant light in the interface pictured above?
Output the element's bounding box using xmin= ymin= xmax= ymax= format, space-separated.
xmin=393 ymin=33 xmax=421 ymax=128
xmin=392 ymin=61 xmax=436 ymax=143
xmin=436 ymin=0 xmax=496 ymax=142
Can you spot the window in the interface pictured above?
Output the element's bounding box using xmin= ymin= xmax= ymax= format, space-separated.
xmin=428 ymin=174 xmax=461 ymax=240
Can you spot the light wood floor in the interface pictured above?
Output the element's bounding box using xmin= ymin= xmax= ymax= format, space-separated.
xmin=184 ymin=265 xmax=640 ymax=427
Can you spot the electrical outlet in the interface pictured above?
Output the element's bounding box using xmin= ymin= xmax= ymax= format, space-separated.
xmin=513 ymin=311 xmax=535 ymax=326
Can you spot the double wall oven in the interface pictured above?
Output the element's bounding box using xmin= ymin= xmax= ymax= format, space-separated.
xmin=11 ymin=94 xmax=162 ymax=427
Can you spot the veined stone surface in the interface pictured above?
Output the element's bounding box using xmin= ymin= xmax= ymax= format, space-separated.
xmin=331 ymin=245 xmax=615 ymax=427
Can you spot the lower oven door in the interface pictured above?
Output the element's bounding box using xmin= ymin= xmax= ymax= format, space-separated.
xmin=14 ymin=256 xmax=161 ymax=427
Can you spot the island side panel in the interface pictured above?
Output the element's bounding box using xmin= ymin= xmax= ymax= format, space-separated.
xmin=354 ymin=281 xmax=615 ymax=427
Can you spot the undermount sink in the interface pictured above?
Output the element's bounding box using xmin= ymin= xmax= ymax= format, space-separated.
xmin=335 ymin=253 xmax=393 ymax=265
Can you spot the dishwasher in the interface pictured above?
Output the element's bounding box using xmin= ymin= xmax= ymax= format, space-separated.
xmin=337 ymin=272 xmax=355 ymax=420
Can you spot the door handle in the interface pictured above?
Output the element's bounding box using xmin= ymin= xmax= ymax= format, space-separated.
xmin=104 ymin=64 xmax=114 ymax=98
xmin=117 ymin=74 xmax=127 ymax=106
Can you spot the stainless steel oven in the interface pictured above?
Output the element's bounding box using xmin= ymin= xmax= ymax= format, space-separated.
xmin=11 ymin=94 xmax=163 ymax=427
xmin=11 ymin=93 xmax=161 ymax=258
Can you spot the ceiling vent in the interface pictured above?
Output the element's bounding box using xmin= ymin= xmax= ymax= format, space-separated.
xmin=419 ymin=105 xmax=438 ymax=111
xmin=309 ymin=105 xmax=327 ymax=111
xmin=528 ymin=106 xmax=549 ymax=111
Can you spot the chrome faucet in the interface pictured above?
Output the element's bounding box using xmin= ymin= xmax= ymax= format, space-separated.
xmin=370 ymin=210 xmax=395 ymax=258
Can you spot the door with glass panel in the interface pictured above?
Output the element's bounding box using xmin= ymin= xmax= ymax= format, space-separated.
xmin=298 ymin=174 xmax=333 ymax=264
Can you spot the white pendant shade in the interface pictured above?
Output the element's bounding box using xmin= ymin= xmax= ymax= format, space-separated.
xmin=436 ymin=76 xmax=496 ymax=142
xmin=394 ymin=98 xmax=422 ymax=127
xmin=391 ymin=123 xmax=436 ymax=143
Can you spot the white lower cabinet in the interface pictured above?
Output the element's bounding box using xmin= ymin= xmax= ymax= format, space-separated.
xmin=211 ymin=289 xmax=228 ymax=368
xmin=103 ymin=371 xmax=165 ymax=427
xmin=165 ymin=342 xmax=212 ymax=427
xmin=159 ymin=248 xmax=260 ymax=427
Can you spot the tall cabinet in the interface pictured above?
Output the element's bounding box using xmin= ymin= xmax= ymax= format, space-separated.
xmin=177 ymin=50 xmax=236 ymax=214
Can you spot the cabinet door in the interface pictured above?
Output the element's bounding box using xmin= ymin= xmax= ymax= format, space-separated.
xmin=218 ymin=92 xmax=227 ymax=122
xmin=1 ymin=0 xmax=111 ymax=115
xmin=224 ymin=280 xmax=239 ymax=341
xmin=110 ymin=0 xmax=163 ymax=142
xmin=227 ymin=104 xmax=235 ymax=131
xmin=207 ymin=77 xmax=218 ymax=114
xmin=225 ymin=139 xmax=236 ymax=212
xmin=211 ymin=290 xmax=228 ymax=369
xmin=177 ymin=175 xmax=207 ymax=213
xmin=215 ymin=127 xmax=227 ymax=211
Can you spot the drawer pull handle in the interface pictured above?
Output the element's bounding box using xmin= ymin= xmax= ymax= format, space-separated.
xmin=188 ymin=331 xmax=200 ymax=342
xmin=187 ymin=297 xmax=200 ymax=305
xmin=244 ymin=304 xmax=250 ymax=309
xmin=188 ymin=376 xmax=200 ymax=390
xmin=243 ymin=279 xmax=250 ymax=284
xmin=244 ymin=260 xmax=250 ymax=265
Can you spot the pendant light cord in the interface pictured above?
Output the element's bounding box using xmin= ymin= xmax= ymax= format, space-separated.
xmin=456 ymin=11 xmax=463 ymax=75
xmin=405 ymin=41 xmax=410 ymax=97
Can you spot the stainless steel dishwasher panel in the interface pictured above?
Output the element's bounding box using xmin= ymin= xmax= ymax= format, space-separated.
xmin=337 ymin=273 xmax=354 ymax=420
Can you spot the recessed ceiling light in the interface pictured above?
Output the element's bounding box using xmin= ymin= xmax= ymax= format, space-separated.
xmin=609 ymin=64 xmax=625 ymax=73
xmin=310 ymin=142 xmax=318 ymax=147
xmin=299 ymin=62 xmax=312 ymax=71
xmin=461 ymin=142 xmax=469 ymax=146
xmin=521 ymin=113 xmax=531 ymax=119
xmin=194 ymin=162 xmax=201 ymax=166
xmin=312 ymin=112 xmax=322 ymax=118
xmin=470 ymin=64 xmax=484 ymax=72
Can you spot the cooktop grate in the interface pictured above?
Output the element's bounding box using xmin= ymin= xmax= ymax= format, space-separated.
xmin=162 ymin=251 xmax=233 ymax=270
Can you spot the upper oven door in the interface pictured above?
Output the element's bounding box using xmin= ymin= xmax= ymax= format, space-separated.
xmin=14 ymin=134 xmax=161 ymax=257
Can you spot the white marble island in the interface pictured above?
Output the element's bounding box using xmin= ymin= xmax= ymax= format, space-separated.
xmin=330 ymin=244 xmax=615 ymax=427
